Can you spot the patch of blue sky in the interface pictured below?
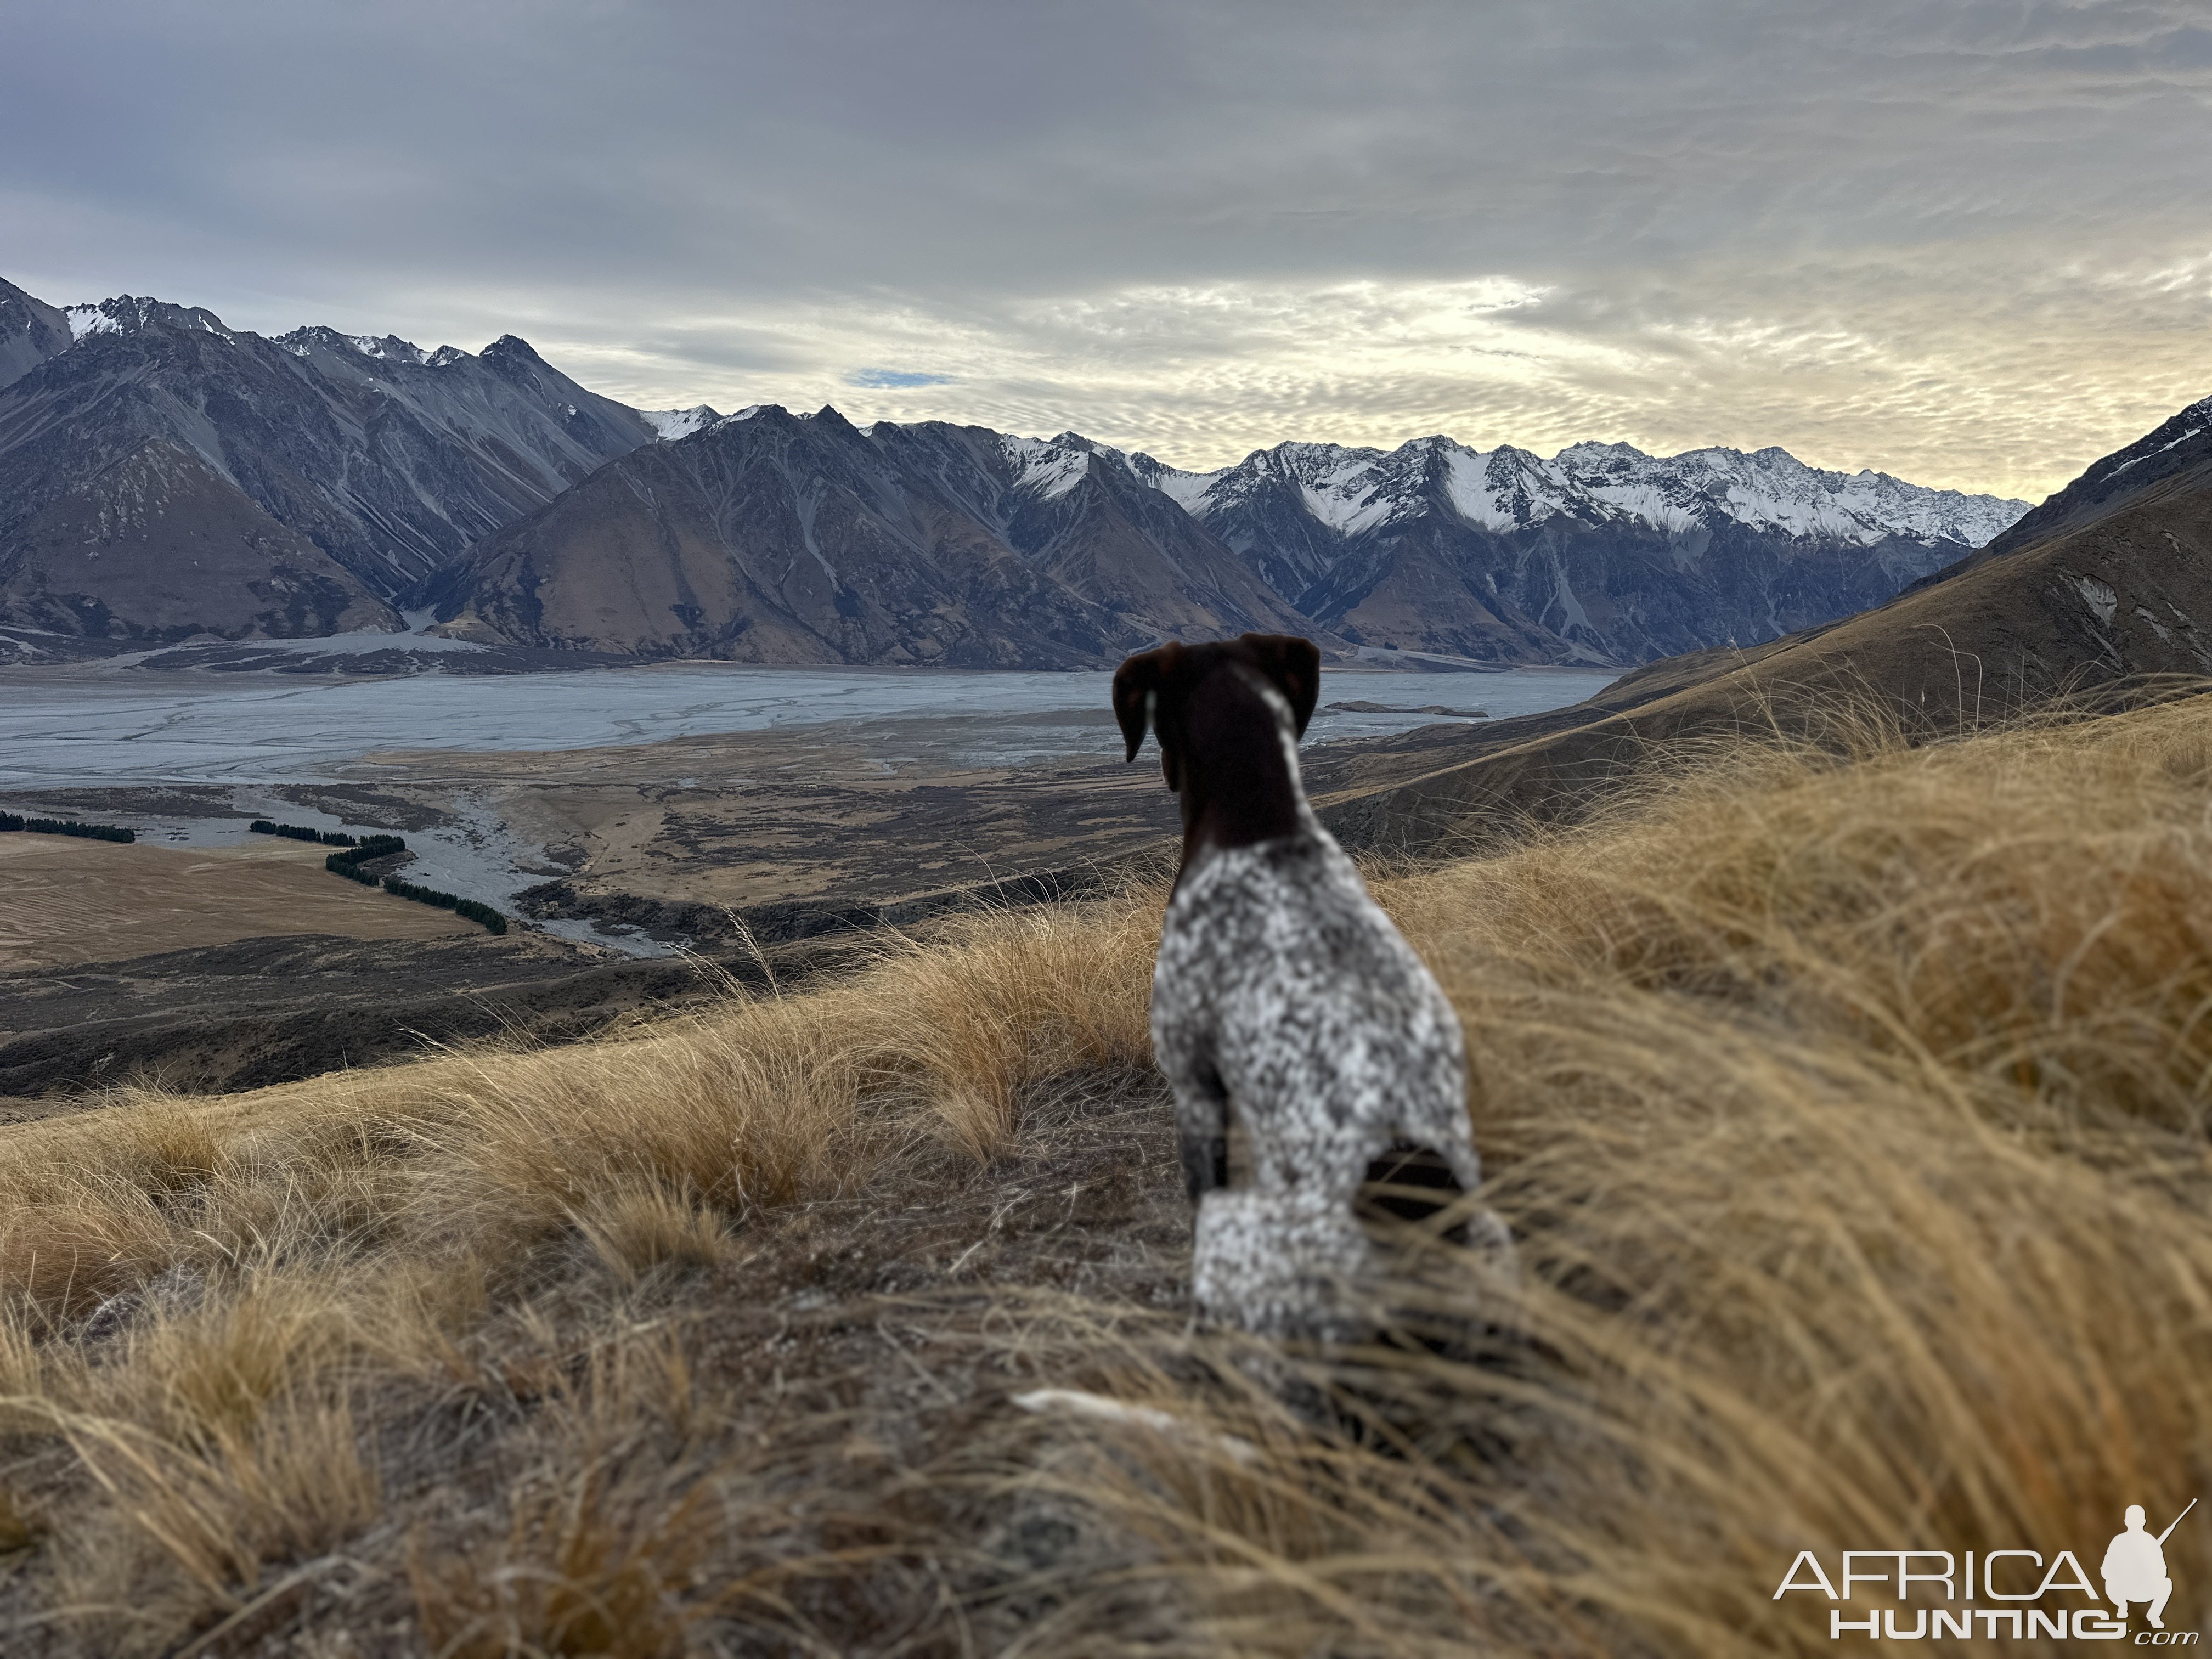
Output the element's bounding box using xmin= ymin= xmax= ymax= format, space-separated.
xmin=847 ymin=367 xmax=952 ymax=388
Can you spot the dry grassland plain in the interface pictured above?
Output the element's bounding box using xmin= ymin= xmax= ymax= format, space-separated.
xmin=3 ymin=692 xmax=2212 ymax=1655
xmin=0 ymin=836 xmax=473 ymax=973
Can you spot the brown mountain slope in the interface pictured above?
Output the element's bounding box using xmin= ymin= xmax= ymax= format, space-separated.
xmin=872 ymin=422 xmax=1310 ymax=643
xmin=1322 ymin=398 xmax=2212 ymax=852
xmin=424 ymin=408 xmax=1143 ymax=665
xmin=0 ymin=440 xmax=397 ymax=640
xmin=0 ymin=280 xmax=663 ymax=641
xmin=1019 ymin=449 xmax=1310 ymax=643
xmin=1951 ymin=393 xmax=2212 ymax=568
xmin=424 ymin=407 xmax=1307 ymax=666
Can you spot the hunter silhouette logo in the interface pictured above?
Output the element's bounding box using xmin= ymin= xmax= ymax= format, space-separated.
xmin=1773 ymin=1499 xmax=2199 ymax=1641
xmin=2106 ymin=1501 xmax=2193 ymax=1632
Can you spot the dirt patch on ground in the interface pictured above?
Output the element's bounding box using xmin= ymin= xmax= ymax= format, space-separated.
xmin=0 ymin=835 xmax=476 ymax=972
xmin=270 ymin=785 xmax=461 ymax=833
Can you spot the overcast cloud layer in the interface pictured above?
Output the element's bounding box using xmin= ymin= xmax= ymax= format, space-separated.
xmin=4 ymin=0 xmax=2208 ymax=498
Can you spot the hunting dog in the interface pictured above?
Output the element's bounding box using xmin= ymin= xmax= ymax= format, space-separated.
xmin=1113 ymin=633 xmax=1511 ymax=1340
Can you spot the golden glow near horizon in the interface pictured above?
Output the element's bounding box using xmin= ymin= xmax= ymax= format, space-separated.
xmin=538 ymin=256 xmax=2210 ymax=503
xmin=9 ymin=3 xmax=2209 ymax=505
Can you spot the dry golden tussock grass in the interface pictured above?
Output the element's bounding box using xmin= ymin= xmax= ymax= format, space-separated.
xmin=4 ymin=693 xmax=2212 ymax=1654
xmin=0 ymin=888 xmax=1165 ymax=1649
xmin=1006 ymin=696 xmax=2212 ymax=1655
xmin=403 ymin=1334 xmax=727 ymax=1659
xmin=0 ymin=888 xmax=1162 ymax=1318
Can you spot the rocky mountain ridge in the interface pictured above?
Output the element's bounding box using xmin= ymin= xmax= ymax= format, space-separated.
xmin=1142 ymin=435 xmax=2021 ymax=551
xmin=1923 ymin=393 xmax=2212 ymax=586
xmin=2 ymin=273 xmax=2039 ymax=664
xmin=1120 ymin=433 xmax=2028 ymax=663
xmin=1318 ymin=392 xmax=2212 ymax=851
xmin=419 ymin=406 xmax=1306 ymax=667
xmin=0 ymin=278 xmax=673 ymax=640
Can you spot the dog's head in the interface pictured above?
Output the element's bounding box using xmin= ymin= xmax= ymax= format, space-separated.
xmin=1111 ymin=634 xmax=1321 ymax=791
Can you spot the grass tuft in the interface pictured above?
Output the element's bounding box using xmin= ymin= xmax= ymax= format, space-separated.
xmin=571 ymin=1180 xmax=732 ymax=1285
xmin=408 ymin=1470 xmax=720 ymax=1659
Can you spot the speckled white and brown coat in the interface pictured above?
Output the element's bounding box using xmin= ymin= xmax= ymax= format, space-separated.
xmin=1113 ymin=635 xmax=1511 ymax=1340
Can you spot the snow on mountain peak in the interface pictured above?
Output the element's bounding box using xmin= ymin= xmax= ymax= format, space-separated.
xmin=349 ymin=334 xmax=433 ymax=364
xmin=273 ymin=325 xmax=465 ymax=368
xmin=1001 ymin=433 xmax=1091 ymax=498
xmin=60 ymin=296 xmax=236 ymax=344
xmin=63 ymin=304 xmax=120 ymax=341
xmin=641 ymin=405 xmax=720 ymax=441
xmin=1557 ymin=440 xmax=1651 ymax=466
xmin=1436 ymin=445 xmax=1525 ymax=531
xmin=1160 ymin=433 xmax=2028 ymax=549
xmin=712 ymin=405 xmax=775 ymax=430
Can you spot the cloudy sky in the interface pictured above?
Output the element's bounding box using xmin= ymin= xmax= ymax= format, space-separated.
xmin=4 ymin=1 xmax=2208 ymax=499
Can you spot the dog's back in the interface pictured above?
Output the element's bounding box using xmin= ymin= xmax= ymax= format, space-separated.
xmin=1114 ymin=635 xmax=1510 ymax=1339
xmin=1154 ymin=831 xmax=1473 ymax=1197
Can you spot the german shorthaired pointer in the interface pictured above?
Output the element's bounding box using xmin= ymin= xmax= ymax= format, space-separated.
xmin=1114 ymin=633 xmax=1512 ymax=1341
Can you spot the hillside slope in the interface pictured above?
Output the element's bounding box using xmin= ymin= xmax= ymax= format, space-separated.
xmin=3 ymin=696 xmax=2209 ymax=1655
xmin=1322 ymin=393 xmax=2212 ymax=849
xmin=1955 ymin=392 xmax=2212 ymax=565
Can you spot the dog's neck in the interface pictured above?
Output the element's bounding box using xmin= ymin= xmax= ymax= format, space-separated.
xmin=1171 ymin=667 xmax=1312 ymax=886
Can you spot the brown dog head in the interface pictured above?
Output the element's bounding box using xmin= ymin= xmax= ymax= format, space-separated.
xmin=1111 ymin=634 xmax=1321 ymax=791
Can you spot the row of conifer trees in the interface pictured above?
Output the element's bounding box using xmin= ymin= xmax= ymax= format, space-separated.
xmin=1 ymin=810 xmax=507 ymax=933
xmin=250 ymin=819 xmax=362 ymax=847
xmin=324 ymin=837 xmax=408 ymax=882
xmin=0 ymin=812 xmax=134 ymax=843
xmin=250 ymin=820 xmax=506 ymax=934
xmin=379 ymin=876 xmax=509 ymax=935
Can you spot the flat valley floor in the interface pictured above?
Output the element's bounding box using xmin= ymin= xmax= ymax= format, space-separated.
xmin=0 ymin=834 xmax=476 ymax=974
xmin=0 ymin=664 xmax=1612 ymax=1105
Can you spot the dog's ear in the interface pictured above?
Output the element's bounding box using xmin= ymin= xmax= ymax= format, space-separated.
xmin=1111 ymin=644 xmax=1180 ymax=765
xmin=1240 ymin=634 xmax=1322 ymax=739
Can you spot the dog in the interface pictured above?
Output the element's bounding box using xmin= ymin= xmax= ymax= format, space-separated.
xmin=1113 ymin=633 xmax=1511 ymax=1341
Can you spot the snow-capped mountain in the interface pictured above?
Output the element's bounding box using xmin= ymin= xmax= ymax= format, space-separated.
xmin=1331 ymin=399 xmax=2212 ymax=851
xmin=0 ymin=277 xmax=661 ymax=640
xmin=640 ymin=404 xmax=722 ymax=441
xmin=419 ymin=410 xmax=1304 ymax=667
xmin=0 ymin=269 xmax=2042 ymax=663
xmin=1125 ymin=435 xmax=2029 ymax=663
xmin=1141 ymin=437 xmax=2020 ymax=554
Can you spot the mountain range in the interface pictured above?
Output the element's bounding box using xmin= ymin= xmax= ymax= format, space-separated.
xmin=416 ymin=410 xmax=1307 ymax=667
xmin=1323 ymin=391 xmax=2212 ymax=849
xmin=1129 ymin=434 xmax=2019 ymax=663
xmin=0 ymin=275 xmax=2036 ymax=666
xmin=0 ymin=279 xmax=684 ymax=641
